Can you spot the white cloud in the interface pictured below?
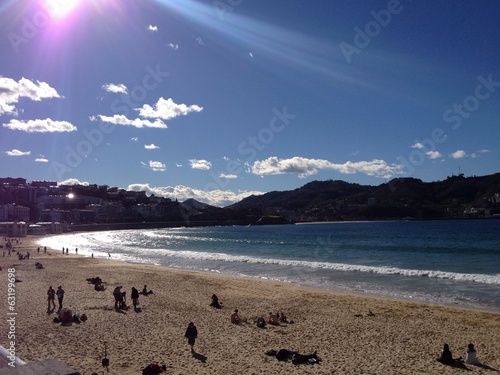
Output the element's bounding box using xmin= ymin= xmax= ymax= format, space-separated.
xmin=102 ymin=83 xmax=127 ymax=95
xmin=58 ymin=178 xmax=90 ymax=186
xmin=90 ymin=115 xmax=167 ymax=129
xmin=148 ymin=25 xmax=158 ymax=32
xmin=136 ymin=97 xmax=203 ymax=120
xmin=145 ymin=144 xmax=160 ymax=150
xmin=35 ymin=155 xmax=48 ymax=162
xmin=167 ymin=43 xmax=179 ymax=50
xmin=251 ymin=156 xmax=403 ymax=179
xmin=131 ymin=137 xmax=139 ymax=142
xmin=450 ymin=150 xmax=467 ymax=159
xmin=219 ymin=173 xmax=238 ymax=179
xmin=196 ymin=36 xmax=204 ymax=45
xmin=412 ymin=143 xmax=443 ymax=159
xmin=190 ymin=159 xmax=212 ymax=170
xmin=5 ymin=149 xmax=30 ymax=156
xmin=3 ymin=118 xmax=77 ymax=132
xmin=148 ymin=160 xmax=166 ymax=172
xmin=0 ymin=76 xmax=61 ymax=115
xmin=127 ymin=183 xmax=264 ymax=207
xmin=411 ymin=142 xmax=425 ymax=149
xmin=426 ymin=151 xmax=442 ymax=159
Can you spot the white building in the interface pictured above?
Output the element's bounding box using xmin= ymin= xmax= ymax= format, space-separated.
xmin=0 ymin=221 xmax=28 ymax=237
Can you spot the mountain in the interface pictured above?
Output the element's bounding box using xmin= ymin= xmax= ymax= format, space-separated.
xmin=229 ymin=173 xmax=500 ymax=221
xmin=182 ymin=198 xmax=209 ymax=209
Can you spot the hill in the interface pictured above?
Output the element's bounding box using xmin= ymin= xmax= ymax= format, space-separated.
xmin=229 ymin=173 xmax=500 ymax=221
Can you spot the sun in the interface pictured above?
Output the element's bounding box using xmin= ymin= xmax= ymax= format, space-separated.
xmin=43 ymin=0 xmax=82 ymax=19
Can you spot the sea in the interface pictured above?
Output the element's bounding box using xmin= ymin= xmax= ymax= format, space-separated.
xmin=37 ymin=219 xmax=500 ymax=312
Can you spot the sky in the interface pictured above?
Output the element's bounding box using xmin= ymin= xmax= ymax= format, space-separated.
xmin=1 ymin=0 xmax=499 ymax=206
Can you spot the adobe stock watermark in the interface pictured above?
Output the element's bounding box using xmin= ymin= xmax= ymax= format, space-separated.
xmin=203 ymin=106 xmax=296 ymax=191
xmin=6 ymin=268 xmax=17 ymax=367
xmin=51 ymin=64 xmax=169 ymax=179
xmin=340 ymin=0 xmax=406 ymax=63
xmin=8 ymin=0 xmax=74 ymax=53
xmin=213 ymin=0 xmax=244 ymax=21
xmin=396 ymin=73 xmax=499 ymax=176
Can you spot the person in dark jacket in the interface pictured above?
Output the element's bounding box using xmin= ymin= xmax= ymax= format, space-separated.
xmin=210 ymin=294 xmax=222 ymax=308
xmin=184 ymin=322 xmax=198 ymax=352
xmin=437 ymin=343 xmax=456 ymax=365
xmin=131 ymin=287 xmax=140 ymax=309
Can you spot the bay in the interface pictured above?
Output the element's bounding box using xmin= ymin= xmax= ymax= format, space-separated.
xmin=38 ymin=219 xmax=500 ymax=312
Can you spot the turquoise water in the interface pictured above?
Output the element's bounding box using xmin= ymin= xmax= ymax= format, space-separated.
xmin=38 ymin=219 xmax=500 ymax=311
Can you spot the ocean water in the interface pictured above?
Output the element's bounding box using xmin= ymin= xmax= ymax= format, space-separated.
xmin=37 ymin=219 xmax=500 ymax=312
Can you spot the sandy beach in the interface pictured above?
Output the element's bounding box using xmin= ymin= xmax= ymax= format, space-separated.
xmin=1 ymin=235 xmax=499 ymax=375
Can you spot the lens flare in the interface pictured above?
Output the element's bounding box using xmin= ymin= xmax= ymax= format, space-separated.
xmin=43 ymin=0 xmax=82 ymax=19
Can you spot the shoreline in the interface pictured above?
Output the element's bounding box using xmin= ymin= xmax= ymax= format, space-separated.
xmin=1 ymin=235 xmax=500 ymax=374
xmin=34 ymin=231 xmax=500 ymax=314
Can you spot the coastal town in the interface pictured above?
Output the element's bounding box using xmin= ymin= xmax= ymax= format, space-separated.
xmin=1 ymin=173 xmax=500 ymax=237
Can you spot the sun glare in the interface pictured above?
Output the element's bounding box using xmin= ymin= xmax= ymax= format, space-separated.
xmin=43 ymin=0 xmax=82 ymax=19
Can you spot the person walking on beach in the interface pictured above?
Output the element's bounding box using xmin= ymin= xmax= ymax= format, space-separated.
xmin=131 ymin=287 xmax=140 ymax=309
xmin=56 ymin=286 xmax=65 ymax=311
xmin=47 ymin=286 xmax=56 ymax=312
xmin=184 ymin=322 xmax=198 ymax=352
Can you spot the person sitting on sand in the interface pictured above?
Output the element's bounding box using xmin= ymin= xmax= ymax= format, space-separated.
xmin=268 ymin=312 xmax=280 ymax=326
xmin=142 ymin=285 xmax=153 ymax=295
xmin=465 ymin=343 xmax=481 ymax=365
xmin=278 ymin=311 xmax=289 ymax=323
xmin=437 ymin=343 xmax=460 ymax=365
xmin=142 ymin=361 xmax=166 ymax=374
xmin=231 ymin=309 xmax=243 ymax=324
xmin=256 ymin=316 xmax=266 ymax=328
xmin=210 ymin=294 xmax=222 ymax=308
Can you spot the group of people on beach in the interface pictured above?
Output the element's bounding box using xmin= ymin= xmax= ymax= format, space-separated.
xmin=230 ymin=308 xmax=290 ymax=327
xmin=113 ymin=284 xmax=153 ymax=310
xmin=437 ymin=343 xmax=483 ymax=367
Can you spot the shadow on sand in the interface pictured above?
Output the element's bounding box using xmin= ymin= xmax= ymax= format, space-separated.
xmin=192 ymin=351 xmax=207 ymax=363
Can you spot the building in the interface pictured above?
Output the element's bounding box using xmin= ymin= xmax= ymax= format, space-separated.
xmin=31 ymin=180 xmax=57 ymax=188
xmin=0 ymin=204 xmax=30 ymax=221
xmin=0 ymin=221 xmax=28 ymax=237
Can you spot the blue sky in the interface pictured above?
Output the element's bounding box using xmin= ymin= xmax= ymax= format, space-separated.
xmin=1 ymin=0 xmax=499 ymax=206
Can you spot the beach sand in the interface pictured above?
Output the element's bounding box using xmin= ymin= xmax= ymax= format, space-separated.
xmin=1 ymin=235 xmax=499 ymax=375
